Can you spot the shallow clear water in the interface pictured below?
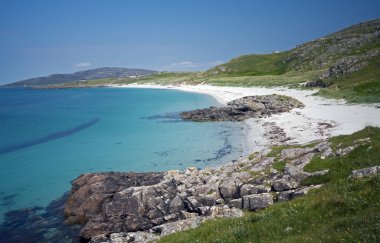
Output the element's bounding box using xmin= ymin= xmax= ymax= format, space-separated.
xmin=0 ymin=87 xmax=245 ymax=223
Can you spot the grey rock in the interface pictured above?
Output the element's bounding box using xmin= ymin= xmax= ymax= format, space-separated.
xmin=180 ymin=95 xmax=304 ymax=122
xmin=277 ymin=185 xmax=322 ymax=201
xmin=151 ymin=217 xmax=205 ymax=236
xmin=243 ymin=193 xmax=273 ymax=210
xmin=240 ymin=184 xmax=271 ymax=196
xmin=280 ymin=147 xmax=315 ymax=160
xmin=272 ymin=179 xmax=300 ymax=192
xmin=197 ymin=205 xmax=243 ymax=218
xmin=277 ymin=190 xmax=295 ymax=201
xmin=206 ymin=205 xmax=244 ymax=218
xmin=215 ymin=198 xmax=225 ymax=205
xmin=309 ymin=169 xmax=329 ymax=177
xmin=305 ymin=79 xmax=332 ymax=88
xmin=336 ymin=146 xmax=355 ymax=157
xmin=321 ymin=147 xmax=333 ymax=158
xmin=169 ymin=196 xmax=184 ymax=213
xmin=284 ymin=164 xmax=302 ymax=176
xmin=349 ymin=166 xmax=380 ymax=178
xmin=336 ymin=138 xmax=371 ymax=157
xmin=219 ymin=177 xmax=243 ymax=200
xmin=228 ymin=198 xmax=243 ymax=209
xmin=90 ymin=231 xmax=160 ymax=243
xmin=293 ymin=185 xmax=323 ymax=199
xmin=314 ymin=141 xmax=332 ymax=152
xmin=250 ymin=157 xmax=275 ymax=172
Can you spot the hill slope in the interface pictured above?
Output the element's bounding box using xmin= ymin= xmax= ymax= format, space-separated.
xmin=3 ymin=67 xmax=157 ymax=87
xmin=208 ymin=18 xmax=380 ymax=79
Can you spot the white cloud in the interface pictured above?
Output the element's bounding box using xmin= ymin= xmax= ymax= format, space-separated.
xmin=162 ymin=60 xmax=225 ymax=71
xmin=209 ymin=60 xmax=223 ymax=66
xmin=75 ymin=62 xmax=91 ymax=68
xmin=168 ymin=61 xmax=200 ymax=68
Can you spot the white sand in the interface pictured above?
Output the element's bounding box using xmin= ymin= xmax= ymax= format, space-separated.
xmin=111 ymin=83 xmax=380 ymax=153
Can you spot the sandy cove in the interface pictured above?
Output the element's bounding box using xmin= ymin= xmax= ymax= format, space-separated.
xmin=111 ymin=83 xmax=380 ymax=153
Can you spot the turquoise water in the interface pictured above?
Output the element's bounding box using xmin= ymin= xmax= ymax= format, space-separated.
xmin=0 ymin=87 xmax=245 ymax=223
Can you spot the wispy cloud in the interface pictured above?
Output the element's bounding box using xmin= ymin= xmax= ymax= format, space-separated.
xmin=209 ymin=60 xmax=223 ymax=66
xmin=163 ymin=60 xmax=224 ymax=71
xmin=168 ymin=61 xmax=200 ymax=68
xmin=75 ymin=62 xmax=91 ymax=68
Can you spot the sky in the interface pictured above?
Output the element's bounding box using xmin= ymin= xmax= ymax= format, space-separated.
xmin=0 ymin=0 xmax=379 ymax=84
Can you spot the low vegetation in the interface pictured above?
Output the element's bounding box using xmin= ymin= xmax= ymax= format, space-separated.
xmin=206 ymin=52 xmax=289 ymax=76
xmin=159 ymin=126 xmax=380 ymax=242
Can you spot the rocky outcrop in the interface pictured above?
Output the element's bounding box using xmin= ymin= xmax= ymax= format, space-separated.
xmin=285 ymin=19 xmax=380 ymax=72
xmin=64 ymin=139 xmax=344 ymax=242
xmin=65 ymin=136 xmax=373 ymax=242
xmin=180 ymin=94 xmax=304 ymax=122
xmin=335 ymin=138 xmax=371 ymax=157
xmin=349 ymin=166 xmax=380 ymax=179
xmin=318 ymin=49 xmax=380 ymax=80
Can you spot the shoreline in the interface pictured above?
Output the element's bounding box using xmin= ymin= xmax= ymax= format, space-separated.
xmin=111 ymin=83 xmax=380 ymax=153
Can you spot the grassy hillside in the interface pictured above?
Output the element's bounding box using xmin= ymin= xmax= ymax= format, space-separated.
xmin=206 ymin=52 xmax=289 ymax=76
xmin=159 ymin=126 xmax=380 ymax=242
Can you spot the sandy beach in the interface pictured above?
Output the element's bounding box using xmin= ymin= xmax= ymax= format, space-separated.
xmin=113 ymin=83 xmax=380 ymax=153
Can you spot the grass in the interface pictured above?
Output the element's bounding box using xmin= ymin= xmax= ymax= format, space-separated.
xmin=206 ymin=52 xmax=289 ymax=77
xmin=272 ymin=161 xmax=286 ymax=172
xmin=200 ymin=71 xmax=319 ymax=87
xmin=159 ymin=126 xmax=380 ymax=243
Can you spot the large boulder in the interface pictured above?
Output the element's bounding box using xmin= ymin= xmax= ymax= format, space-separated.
xmin=218 ymin=177 xmax=243 ymax=200
xmin=243 ymin=193 xmax=273 ymax=211
xmin=64 ymin=172 xmax=164 ymax=226
xmin=272 ymin=179 xmax=300 ymax=192
xmin=240 ymin=184 xmax=270 ymax=196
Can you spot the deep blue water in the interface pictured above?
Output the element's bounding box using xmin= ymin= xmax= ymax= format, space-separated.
xmin=0 ymin=87 xmax=245 ymax=226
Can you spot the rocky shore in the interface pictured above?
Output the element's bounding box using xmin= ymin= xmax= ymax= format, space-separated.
xmin=180 ymin=94 xmax=304 ymax=121
xmin=60 ymin=92 xmax=379 ymax=242
xmin=62 ymin=135 xmax=374 ymax=242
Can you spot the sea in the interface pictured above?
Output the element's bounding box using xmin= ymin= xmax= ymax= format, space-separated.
xmin=0 ymin=87 xmax=246 ymax=241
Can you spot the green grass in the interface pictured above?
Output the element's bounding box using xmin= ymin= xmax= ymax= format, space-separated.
xmin=56 ymin=69 xmax=319 ymax=88
xmin=206 ymin=52 xmax=289 ymax=77
xmin=201 ymin=70 xmax=319 ymax=87
xmin=272 ymin=161 xmax=286 ymax=172
xmin=316 ymin=56 xmax=380 ymax=103
xmin=159 ymin=126 xmax=380 ymax=243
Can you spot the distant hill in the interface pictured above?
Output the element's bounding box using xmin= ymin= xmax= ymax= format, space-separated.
xmin=3 ymin=67 xmax=157 ymax=87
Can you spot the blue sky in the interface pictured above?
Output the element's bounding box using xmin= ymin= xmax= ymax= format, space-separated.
xmin=0 ymin=0 xmax=379 ymax=84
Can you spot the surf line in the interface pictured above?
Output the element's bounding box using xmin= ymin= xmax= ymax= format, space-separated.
xmin=0 ymin=118 xmax=100 ymax=155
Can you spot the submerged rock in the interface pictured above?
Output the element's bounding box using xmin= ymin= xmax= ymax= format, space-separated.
xmin=180 ymin=94 xmax=304 ymax=122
